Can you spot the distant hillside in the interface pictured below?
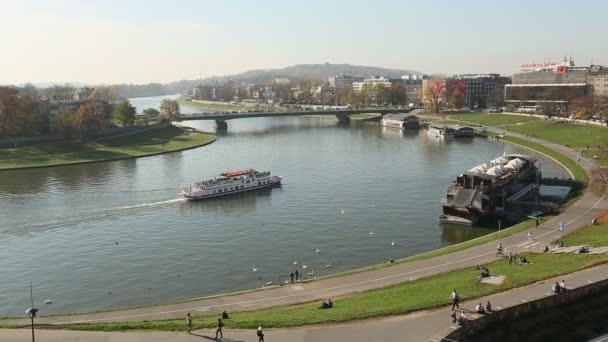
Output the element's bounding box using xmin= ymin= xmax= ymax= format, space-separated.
xmin=24 ymin=63 xmax=423 ymax=98
xmin=163 ymin=63 xmax=423 ymax=95
xmin=230 ymin=63 xmax=423 ymax=82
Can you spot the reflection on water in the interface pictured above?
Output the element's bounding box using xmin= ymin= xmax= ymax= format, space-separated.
xmin=0 ymin=112 xmax=570 ymax=317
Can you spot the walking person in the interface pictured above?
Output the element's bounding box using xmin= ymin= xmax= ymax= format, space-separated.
xmin=451 ymin=289 xmax=460 ymax=310
xmin=535 ymin=218 xmax=539 ymax=229
xmin=257 ymin=324 xmax=265 ymax=342
xmin=294 ymin=269 xmax=299 ymax=281
xmin=527 ymin=231 xmax=533 ymax=242
xmin=186 ymin=313 xmax=193 ymax=334
xmin=508 ymin=252 xmax=513 ymax=265
xmin=290 ymin=271 xmax=295 ymax=283
xmin=215 ymin=318 xmax=224 ymax=339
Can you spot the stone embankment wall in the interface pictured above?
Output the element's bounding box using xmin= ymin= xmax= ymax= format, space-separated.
xmin=444 ymin=278 xmax=608 ymax=341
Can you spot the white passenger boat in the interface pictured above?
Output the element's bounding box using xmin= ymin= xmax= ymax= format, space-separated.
xmin=178 ymin=169 xmax=282 ymax=200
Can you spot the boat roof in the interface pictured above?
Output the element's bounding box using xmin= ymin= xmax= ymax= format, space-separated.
xmin=220 ymin=169 xmax=256 ymax=177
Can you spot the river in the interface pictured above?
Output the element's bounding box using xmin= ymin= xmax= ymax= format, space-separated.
xmin=0 ymin=98 xmax=569 ymax=317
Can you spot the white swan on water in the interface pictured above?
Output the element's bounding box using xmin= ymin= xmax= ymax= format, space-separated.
xmin=302 ymin=264 xmax=308 ymax=269
xmin=369 ymin=232 xmax=375 ymax=236
xmin=252 ymin=267 xmax=258 ymax=272
xmin=391 ymin=242 xmax=396 ymax=246
xmin=316 ymin=248 xmax=322 ymax=253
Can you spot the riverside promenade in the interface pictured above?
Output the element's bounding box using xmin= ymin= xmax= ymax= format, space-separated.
xmin=3 ymin=129 xmax=607 ymax=337
xmin=4 ymin=264 xmax=608 ymax=341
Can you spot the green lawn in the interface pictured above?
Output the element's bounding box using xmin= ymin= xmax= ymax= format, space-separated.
xmin=451 ymin=114 xmax=607 ymax=150
xmin=500 ymin=135 xmax=588 ymax=182
xmin=0 ymin=126 xmax=216 ymax=169
xmin=61 ymin=252 xmax=607 ymax=332
xmin=504 ymin=121 xmax=608 ymax=149
xmin=582 ymin=149 xmax=608 ymax=167
xmin=562 ymin=223 xmax=608 ymax=247
xmin=450 ymin=113 xmax=539 ymax=126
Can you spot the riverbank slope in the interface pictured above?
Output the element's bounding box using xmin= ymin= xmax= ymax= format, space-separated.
xmin=0 ymin=125 xmax=216 ymax=170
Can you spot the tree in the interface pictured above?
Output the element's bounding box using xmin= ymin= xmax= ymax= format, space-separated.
xmin=52 ymin=107 xmax=81 ymax=141
xmin=0 ymin=87 xmax=45 ymax=138
xmin=90 ymin=86 xmax=118 ymax=103
xmin=115 ymin=99 xmax=136 ymax=126
xmin=423 ymin=80 xmax=446 ymax=113
xmin=389 ymin=83 xmax=407 ymax=106
xmin=540 ymin=102 xmax=559 ymax=118
xmin=78 ymin=102 xmax=108 ymax=137
xmin=160 ymin=99 xmax=180 ymax=122
xmin=446 ymin=90 xmax=465 ymax=110
xmin=143 ymin=108 xmax=160 ymax=119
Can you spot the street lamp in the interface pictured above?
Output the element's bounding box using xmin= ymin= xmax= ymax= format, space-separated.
xmin=26 ymin=282 xmax=37 ymax=342
xmin=25 ymin=308 xmax=37 ymax=342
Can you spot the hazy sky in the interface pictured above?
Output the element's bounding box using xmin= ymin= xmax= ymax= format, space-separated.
xmin=1 ymin=0 xmax=606 ymax=85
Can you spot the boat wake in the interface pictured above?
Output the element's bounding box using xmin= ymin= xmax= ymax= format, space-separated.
xmin=97 ymin=198 xmax=185 ymax=212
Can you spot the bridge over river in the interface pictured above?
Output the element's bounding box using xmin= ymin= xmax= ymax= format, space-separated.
xmin=178 ymin=107 xmax=412 ymax=129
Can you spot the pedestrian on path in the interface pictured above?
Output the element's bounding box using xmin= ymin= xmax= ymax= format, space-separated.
xmin=216 ymin=318 xmax=224 ymax=339
xmin=451 ymin=289 xmax=460 ymax=310
xmin=527 ymin=231 xmax=533 ymax=242
xmin=508 ymin=252 xmax=513 ymax=265
xmin=257 ymin=324 xmax=265 ymax=342
xmin=560 ymin=279 xmax=567 ymax=291
xmin=290 ymin=271 xmax=294 ymax=283
xmin=577 ymin=156 xmax=581 ymax=164
xmin=295 ymin=269 xmax=299 ymax=281
xmin=535 ymin=218 xmax=539 ymax=229
xmin=186 ymin=313 xmax=193 ymax=334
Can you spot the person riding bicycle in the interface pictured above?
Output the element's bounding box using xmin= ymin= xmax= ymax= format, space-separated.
xmin=496 ymin=243 xmax=504 ymax=255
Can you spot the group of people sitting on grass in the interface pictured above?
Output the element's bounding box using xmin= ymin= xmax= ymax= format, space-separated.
xmin=319 ymin=298 xmax=333 ymax=309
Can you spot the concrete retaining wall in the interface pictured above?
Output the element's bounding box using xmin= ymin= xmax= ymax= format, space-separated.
xmin=444 ymin=277 xmax=608 ymax=341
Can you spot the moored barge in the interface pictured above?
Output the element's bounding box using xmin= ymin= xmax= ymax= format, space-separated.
xmin=440 ymin=154 xmax=540 ymax=226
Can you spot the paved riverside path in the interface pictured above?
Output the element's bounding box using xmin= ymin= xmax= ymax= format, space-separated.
xmin=3 ymin=129 xmax=607 ymax=327
xmin=5 ymin=263 xmax=608 ymax=342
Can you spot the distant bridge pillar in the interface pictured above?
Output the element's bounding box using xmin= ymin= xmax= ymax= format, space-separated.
xmin=335 ymin=114 xmax=350 ymax=123
xmin=214 ymin=120 xmax=228 ymax=130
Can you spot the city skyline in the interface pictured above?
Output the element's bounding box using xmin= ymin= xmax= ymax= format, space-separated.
xmin=1 ymin=0 xmax=607 ymax=85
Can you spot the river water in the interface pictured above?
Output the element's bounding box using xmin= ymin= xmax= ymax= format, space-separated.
xmin=0 ymin=98 xmax=568 ymax=317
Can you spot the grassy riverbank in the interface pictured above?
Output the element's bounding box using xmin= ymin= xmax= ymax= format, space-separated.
xmin=61 ymin=252 xmax=608 ymax=331
xmin=500 ymin=135 xmax=588 ymax=182
xmin=562 ymin=223 xmax=608 ymax=247
xmin=0 ymin=126 xmax=216 ymax=170
xmin=450 ymin=113 xmax=607 ymax=150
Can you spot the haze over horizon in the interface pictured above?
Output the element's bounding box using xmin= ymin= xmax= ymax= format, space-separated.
xmin=1 ymin=0 xmax=607 ymax=85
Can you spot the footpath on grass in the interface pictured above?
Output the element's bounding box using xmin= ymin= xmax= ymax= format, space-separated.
xmin=4 ymin=263 xmax=608 ymax=341
xmin=0 ymin=125 xmax=216 ymax=170
xmin=2 ymin=124 xmax=607 ymax=329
